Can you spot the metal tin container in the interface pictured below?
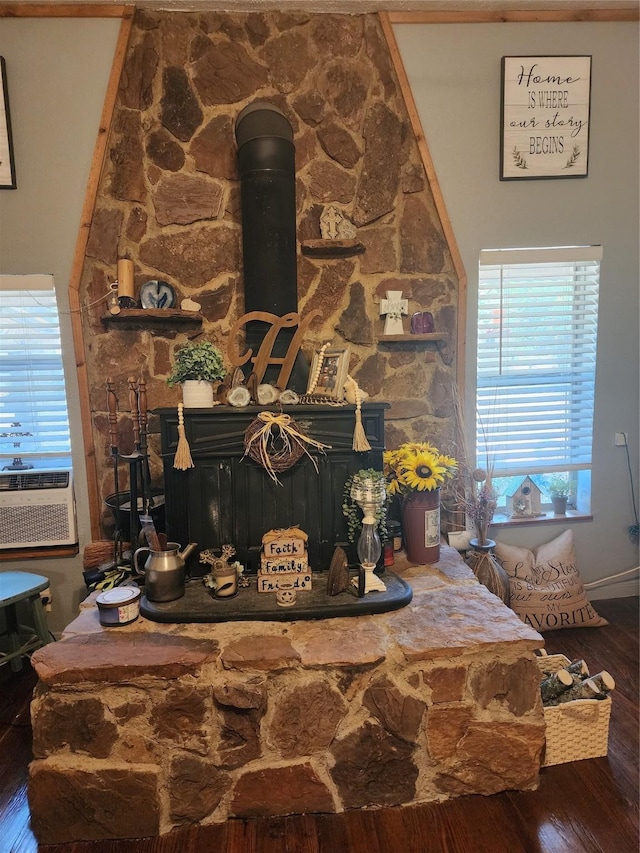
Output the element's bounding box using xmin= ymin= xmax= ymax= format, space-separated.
xmin=96 ymin=586 xmax=141 ymax=627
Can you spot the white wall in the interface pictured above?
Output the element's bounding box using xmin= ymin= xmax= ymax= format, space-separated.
xmin=394 ymin=20 xmax=639 ymax=598
xmin=0 ymin=18 xmax=121 ymax=633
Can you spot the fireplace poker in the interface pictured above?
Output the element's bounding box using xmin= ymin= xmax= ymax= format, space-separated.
xmin=106 ymin=378 xmax=123 ymax=566
xmin=136 ymin=376 xmax=154 ymax=516
xmin=121 ymin=376 xmax=144 ymax=550
xmin=136 ymin=378 xmax=163 ymax=551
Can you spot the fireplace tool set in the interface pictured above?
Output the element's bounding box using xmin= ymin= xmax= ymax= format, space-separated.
xmin=89 ymin=376 xmax=200 ymax=601
xmin=105 ymin=376 xmax=161 ymax=570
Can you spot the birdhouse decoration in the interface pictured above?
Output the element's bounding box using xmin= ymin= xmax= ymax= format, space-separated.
xmin=506 ymin=476 xmax=545 ymax=518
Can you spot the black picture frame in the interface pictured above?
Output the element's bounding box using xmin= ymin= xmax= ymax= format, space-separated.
xmin=500 ymin=55 xmax=591 ymax=181
xmin=0 ymin=56 xmax=16 ymax=189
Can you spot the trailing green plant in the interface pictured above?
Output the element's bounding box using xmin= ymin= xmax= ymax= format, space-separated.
xmin=167 ymin=340 xmax=226 ymax=386
xmin=545 ymin=473 xmax=575 ymax=499
xmin=342 ymin=469 xmax=389 ymax=544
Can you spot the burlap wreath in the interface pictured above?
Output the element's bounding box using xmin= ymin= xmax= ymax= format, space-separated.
xmin=243 ymin=411 xmax=330 ymax=484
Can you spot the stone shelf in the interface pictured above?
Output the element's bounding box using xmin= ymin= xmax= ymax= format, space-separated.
xmin=101 ymin=308 xmax=204 ymax=331
xmin=300 ymin=239 xmax=365 ymax=258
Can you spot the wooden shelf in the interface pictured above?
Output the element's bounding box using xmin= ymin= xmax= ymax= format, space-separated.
xmin=377 ymin=333 xmax=447 ymax=343
xmin=101 ymin=308 xmax=204 ymax=331
xmin=301 ymin=239 xmax=365 ymax=258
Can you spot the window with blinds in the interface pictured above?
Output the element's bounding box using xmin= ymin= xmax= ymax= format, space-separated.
xmin=476 ymin=246 xmax=601 ymax=489
xmin=0 ymin=274 xmax=72 ymax=470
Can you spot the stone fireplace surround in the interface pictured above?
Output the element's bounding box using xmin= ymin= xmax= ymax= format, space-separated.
xmin=28 ymin=547 xmax=545 ymax=845
xmin=79 ymin=10 xmax=462 ymax=531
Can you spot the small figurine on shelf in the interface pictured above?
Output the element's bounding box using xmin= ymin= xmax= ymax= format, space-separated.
xmin=320 ymin=205 xmax=357 ymax=240
xmin=181 ymin=297 xmax=202 ymax=313
xmin=410 ymin=311 xmax=435 ymax=334
xmin=200 ymin=544 xmax=244 ymax=598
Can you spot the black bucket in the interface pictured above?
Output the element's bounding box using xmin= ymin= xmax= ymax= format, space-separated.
xmin=105 ymin=491 xmax=166 ymax=534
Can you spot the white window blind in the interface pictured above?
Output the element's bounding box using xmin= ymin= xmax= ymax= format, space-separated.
xmin=477 ymin=246 xmax=601 ymax=477
xmin=0 ymin=274 xmax=72 ymax=466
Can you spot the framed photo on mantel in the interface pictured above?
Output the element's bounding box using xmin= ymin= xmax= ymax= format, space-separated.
xmin=0 ymin=57 xmax=16 ymax=189
xmin=500 ymin=55 xmax=591 ymax=181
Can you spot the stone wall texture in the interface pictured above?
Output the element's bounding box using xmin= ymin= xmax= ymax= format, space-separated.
xmin=79 ymin=10 xmax=459 ymax=532
xmin=28 ymin=549 xmax=545 ymax=844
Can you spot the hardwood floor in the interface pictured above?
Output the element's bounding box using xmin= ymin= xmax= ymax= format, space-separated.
xmin=1 ymin=597 xmax=637 ymax=853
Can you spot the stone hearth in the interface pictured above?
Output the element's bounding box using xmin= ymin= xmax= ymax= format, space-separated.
xmin=28 ymin=547 xmax=545 ymax=845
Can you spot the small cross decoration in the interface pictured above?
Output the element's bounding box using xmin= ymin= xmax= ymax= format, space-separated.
xmin=320 ymin=206 xmax=343 ymax=239
xmin=380 ymin=290 xmax=408 ymax=335
xmin=320 ymin=205 xmax=357 ymax=240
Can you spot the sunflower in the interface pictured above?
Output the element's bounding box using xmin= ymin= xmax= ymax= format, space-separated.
xmin=384 ymin=441 xmax=458 ymax=497
xmin=383 ymin=450 xmax=405 ymax=494
xmin=386 ymin=475 xmax=403 ymax=496
xmin=398 ymin=450 xmax=446 ymax=492
xmin=383 ymin=449 xmax=403 ymax=469
xmin=437 ymin=454 xmax=458 ymax=474
xmin=401 ymin=441 xmax=437 ymax=457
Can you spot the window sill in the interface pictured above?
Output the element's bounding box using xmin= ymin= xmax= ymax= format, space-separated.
xmin=0 ymin=544 xmax=79 ymax=562
xmin=491 ymin=510 xmax=592 ymax=530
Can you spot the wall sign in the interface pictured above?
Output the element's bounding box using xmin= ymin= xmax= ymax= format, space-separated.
xmin=500 ymin=55 xmax=591 ymax=181
xmin=0 ymin=57 xmax=16 ymax=189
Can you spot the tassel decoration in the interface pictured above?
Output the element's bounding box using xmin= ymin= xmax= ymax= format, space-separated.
xmin=173 ymin=402 xmax=194 ymax=470
xmin=346 ymin=375 xmax=371 ymax=452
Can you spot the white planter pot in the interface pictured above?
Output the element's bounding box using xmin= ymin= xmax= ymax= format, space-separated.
xmin=350 ymin=478 xmax=386 ymax=506
xmin=181 ymin=380 xmax=214 ymax=408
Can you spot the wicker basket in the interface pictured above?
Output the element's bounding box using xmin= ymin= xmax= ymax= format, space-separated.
xmin=536 ymin=651 xmax=612 ymax=767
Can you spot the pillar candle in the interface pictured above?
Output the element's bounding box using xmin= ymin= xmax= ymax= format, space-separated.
xmin=117 ymin=259 xmax=135 ymax=299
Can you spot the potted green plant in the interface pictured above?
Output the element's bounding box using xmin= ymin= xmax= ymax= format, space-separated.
xmin=546 ymin=474 xmax=575 ymax=515
xmin=167 ymin=340 xmax=226 ymax=408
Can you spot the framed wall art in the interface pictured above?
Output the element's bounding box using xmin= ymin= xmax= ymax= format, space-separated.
xmin=500 ymin=56 xmax=591 ymax=181
xmin=306 ymin=346 xmax=350 ymax=401
xmin=0 ymin=57 xmax=16 ymax=189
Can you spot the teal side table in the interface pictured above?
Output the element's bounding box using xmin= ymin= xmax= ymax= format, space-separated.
xmin=0 ymin=571 xmax=52 ymax=672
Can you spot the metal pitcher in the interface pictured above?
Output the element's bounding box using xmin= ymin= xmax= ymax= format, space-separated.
xmin=133 ymin=542 xmax=197 ymax=602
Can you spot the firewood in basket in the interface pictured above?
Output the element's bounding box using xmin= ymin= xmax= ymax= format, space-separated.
xmin=566 ymin=658 xmax=590 ymax=677
xmin=540 ymin=668 xmax=574 ymax=703
xmin=553 ymin=676 xmax=603 ymax=704
xmin=589 ymin=670 xmax=615 ymax=696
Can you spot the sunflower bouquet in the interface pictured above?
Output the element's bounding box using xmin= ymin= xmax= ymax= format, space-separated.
xmin=384 ymin=442 xmax=458 ymax=497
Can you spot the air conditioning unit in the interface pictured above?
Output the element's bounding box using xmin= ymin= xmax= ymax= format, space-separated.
xmin=0 ymin=469 xmax=77 ymax=549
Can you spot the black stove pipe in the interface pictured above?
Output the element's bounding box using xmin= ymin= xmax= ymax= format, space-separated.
xmin=235 ymin=101 xmax=307 ymax=390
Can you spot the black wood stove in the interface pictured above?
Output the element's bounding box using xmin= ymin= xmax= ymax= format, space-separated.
xmin=158 ymin=403 xmax=387 ymax=575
